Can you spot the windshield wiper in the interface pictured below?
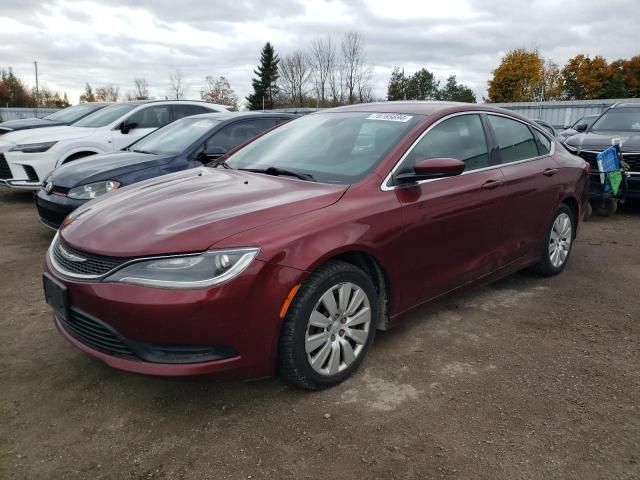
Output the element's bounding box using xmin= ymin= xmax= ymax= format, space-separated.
xmin=131 ymin=149 xmax=156 ymax=155
xmin=208 ymin=157 xmax=233 ymax=169
xmin=240 ymin=167 xmax=316 ymax=182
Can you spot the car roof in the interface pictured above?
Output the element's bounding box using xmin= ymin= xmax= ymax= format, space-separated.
xmin=186 ymin=111 xmax=299 ymax=121
xmin=328 ymin=101 xmax=466 ymax=115
xmin=117 ymin=99 xmax=225 ymax=106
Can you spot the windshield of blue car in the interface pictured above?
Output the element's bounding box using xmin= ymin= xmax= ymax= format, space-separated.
xmin=129 ymin=117 xmax=221 ymax=156
xmin=590 ymin=108 xmax=640 ymax=131
xmin=73 ymin=104 xmax=138 ymax=128
xmin=225 ymin=111 xmax=423 ymax=184
xmin=44 ymin=104 xmax=102 ymax=123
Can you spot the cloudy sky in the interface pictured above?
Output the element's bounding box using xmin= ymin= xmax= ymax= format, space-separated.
xmin=1 ymin=0 xmax=638 ymax=105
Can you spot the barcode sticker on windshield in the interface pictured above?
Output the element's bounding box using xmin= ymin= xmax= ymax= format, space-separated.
xmin=367 ymin=113 xmax=413 ymax=122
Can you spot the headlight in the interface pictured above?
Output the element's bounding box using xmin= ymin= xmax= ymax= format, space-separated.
xmin=104 ymin=248 xmax=260 ymax=289
xmin=68 ymin=180 xmax=121 ymax=199
xmin=9 ymin=141 xmax=57 ymax=153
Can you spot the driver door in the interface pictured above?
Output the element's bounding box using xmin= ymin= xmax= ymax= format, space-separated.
xmin=111 ymin=105 xmax=172 ymax=151
xmin=394 ymin=113 xmax=510 ymax=309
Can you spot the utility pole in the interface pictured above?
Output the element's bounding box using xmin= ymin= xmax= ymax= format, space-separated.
xmin=34 ymin=61 xmax=39 ymax=107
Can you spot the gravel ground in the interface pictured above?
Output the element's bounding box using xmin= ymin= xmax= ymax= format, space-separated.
xmin=0 ymin=188 xmax=638 ymax=480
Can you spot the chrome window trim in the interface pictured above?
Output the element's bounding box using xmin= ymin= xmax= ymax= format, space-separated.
xmin=380 ymin=110 xmax=555 ymax=191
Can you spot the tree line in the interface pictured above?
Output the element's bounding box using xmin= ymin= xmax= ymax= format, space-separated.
xmin=386 ymin=67 xmax=476 ymax=103
xmin=246 ymin=32 xmax=376 ymax=110
xmin=486 ymin=48 xmax=640 ymax=102
xmin=0 ymin=68 xmax=70 ymax=108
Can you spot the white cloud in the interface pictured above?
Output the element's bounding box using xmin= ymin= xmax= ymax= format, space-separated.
xmin=0 ymin=0 xmax=638 ymax=104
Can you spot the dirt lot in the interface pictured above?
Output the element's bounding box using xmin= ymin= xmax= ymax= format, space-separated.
xmin=0 ymin=188 xmax=638 ymax=480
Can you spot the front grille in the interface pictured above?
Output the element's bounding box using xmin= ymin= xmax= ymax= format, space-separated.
xmin=52 ymin=236 xmax=134 ymax=277
xmin=578 ymin=150 xmax=640 ymax=172
xmin=622 ymin=154 xmax=640 ymax=172
xmin=37 ymin=204 xmax=68 ymax=229
xmin=23 ymin=165 xmax=39 ymax=182
xmin=577 ymin=151 xmax=598 ymax=170
xmin=58 ymin=309 xmax=137 ymax=359
xmin=0 ymin=154 xmax=11 ymax=180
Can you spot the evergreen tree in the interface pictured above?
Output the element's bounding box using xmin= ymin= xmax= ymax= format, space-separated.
xmin=437 ymin=76 xmax=476 ymax=103
xmin=387 ymin=67 xmax=408 ymax=101
xmin=407 ymin=68 xmax=439 ymax=100
xmin=246 ymin=42 xmax=280 ymax=110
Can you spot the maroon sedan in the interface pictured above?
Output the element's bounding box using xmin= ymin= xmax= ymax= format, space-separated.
xmin=43 ymin=102 xmax=589 ymax=389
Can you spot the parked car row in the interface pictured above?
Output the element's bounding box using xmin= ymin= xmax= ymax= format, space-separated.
xmin=0 ymin=100 xmax=228 ymax=189
xmin=2 ymin=100 xmax=590 ymax=389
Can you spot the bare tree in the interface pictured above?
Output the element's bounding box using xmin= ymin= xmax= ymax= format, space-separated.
xmin=201 ymin=76 xmax=239 ymax=110
xmin=341 ymin=31 xmax=371 ymax=104
xmin=310 ymin=35 xmax=336 ymax=106
xmin=279 ymin=50 xmax=312 ymax=107
xmin=133 ymin=78 xmax=149 ymax=100
xmin=169 ymin=69 xmax=185 ymax=100
xmin=94 ymin=84 xmax=120 ymax=102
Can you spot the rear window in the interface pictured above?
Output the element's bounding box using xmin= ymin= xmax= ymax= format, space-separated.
xmin=488 ymin=115 xmax=539 ymax=163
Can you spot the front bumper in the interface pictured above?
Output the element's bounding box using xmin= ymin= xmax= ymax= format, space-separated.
xmin=35 ymin=189 xmax=85 ymax=229
xmin=0 ymin=150 xmax=56 ymax=190
xmin=45 ymin=254 xmax=305 ymax=379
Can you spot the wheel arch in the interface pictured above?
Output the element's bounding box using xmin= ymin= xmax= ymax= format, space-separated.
xmin=301 ymin=247 xmax=393 ymax=331
xmin=560 ymin=195 xmax=579 ymax=237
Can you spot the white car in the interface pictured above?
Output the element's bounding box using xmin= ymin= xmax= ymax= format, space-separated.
xmin=0 ymin=100 xmax=228 ymax=190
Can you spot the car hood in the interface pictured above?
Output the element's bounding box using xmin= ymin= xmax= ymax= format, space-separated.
xmin=0 ymin=125 xmax=96 ymax=147
xmin=565 ymin=130 xmax=640 ymax=152
xmin=60 ymin=167 xmax=348 ymax=257
xmin=49 ymin=151 xmax=175 ymax=188
xmin=0 ymin=118 xmax=64 ymax=131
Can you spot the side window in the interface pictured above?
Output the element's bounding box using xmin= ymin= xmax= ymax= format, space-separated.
xmin=173 ymin=105 xmax=210 ymax=120
xmin=533 ymin=129 xmax=552 ymax=155
xmin=206 ymin=119 xmax=277 ymax=151
xmin=125 ymin=106 xmax=171 ymax=129
xmin=406 ymin=114 xmax=489 ymax=171
xmin=488 ymin=115 xmax=539 ymax=163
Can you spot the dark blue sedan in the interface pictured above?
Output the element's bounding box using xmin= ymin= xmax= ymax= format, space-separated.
xmin=36 ymin=111 xmax=297 ymax=229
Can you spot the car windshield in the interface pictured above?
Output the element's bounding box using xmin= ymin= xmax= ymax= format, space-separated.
xmin=44 ymin=104 xmax=103 ymax=123
xmin=129 ymin=117 xmax=221 ymax=155
xmin=225 ymin=111 xmax=422 ymax=184
xmin=590 ymin=108 xmax=640 ymax=131
xmin=73 ymin=104 xmax=138 ymax=128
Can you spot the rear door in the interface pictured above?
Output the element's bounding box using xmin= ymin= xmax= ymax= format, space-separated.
xmin=111 ymin=105 xmax=172 ymax=150
xmin=392 ymin=113 xmax=510 ymax=308
xmin=487 ymin=114 xmax=561 ymax=262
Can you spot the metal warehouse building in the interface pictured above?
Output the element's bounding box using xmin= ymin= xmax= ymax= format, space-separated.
xmin=492 ymin=98 xmax=640 ymax=128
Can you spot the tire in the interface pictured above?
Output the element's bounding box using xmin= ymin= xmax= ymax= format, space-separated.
xmin=592 ymin=198 xmax=617 ymax=217
xmin=278 ymin=260 xmax=379 ymax=390
xmin=530 ymin=204 xmax=575 ymax=276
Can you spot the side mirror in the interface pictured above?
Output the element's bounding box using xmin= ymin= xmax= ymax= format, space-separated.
xmin=395 ymin=158 xmax=465 ymax=184
xmin=120 ymin=121 xmax=137 ymax=134
xmin=575 ymin=123 xmax=588 ymax=133
xmin=198 ymin=145 xmax=227 ymax=161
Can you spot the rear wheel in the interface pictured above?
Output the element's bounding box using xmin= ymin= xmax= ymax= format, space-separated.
xmin=592 ymin=198 xmax=617 ymax=217
xmin=531 ymin=204 xmax=575 ymax=276
xmin=278 ymin=260 xmax=378 ymax=390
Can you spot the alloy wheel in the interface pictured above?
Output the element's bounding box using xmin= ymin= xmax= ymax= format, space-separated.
xmin=549 ymin=212 xmax=572 ymax=268
xmin=305 ymin=282 xmax=371 ymax=376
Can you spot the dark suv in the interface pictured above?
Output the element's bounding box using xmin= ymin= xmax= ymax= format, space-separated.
xmin=564 ymin=103 xmax=640 ymax=214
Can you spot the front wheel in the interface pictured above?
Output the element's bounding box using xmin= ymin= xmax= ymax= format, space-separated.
xmin=531 ymin=204 xmax=575 ymax=276
xmin=278 ymin=260 xmax=378 ymax=390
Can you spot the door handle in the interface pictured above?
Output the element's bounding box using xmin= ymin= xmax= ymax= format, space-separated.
xmin=481 ymin=179 xmax=502 ymax=190
xmin=543 ymin=168 xmax=559 ymax=177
